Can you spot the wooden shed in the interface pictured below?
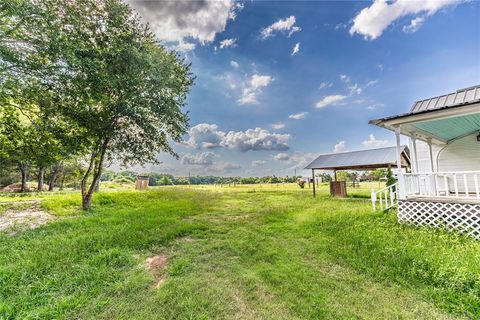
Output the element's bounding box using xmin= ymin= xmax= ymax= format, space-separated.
xmin=135 ymin=175 xmax=149 ymax=190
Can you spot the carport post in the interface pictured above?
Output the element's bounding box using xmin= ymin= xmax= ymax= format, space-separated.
xmin=312 ymin=169 xmax=316 ymax=197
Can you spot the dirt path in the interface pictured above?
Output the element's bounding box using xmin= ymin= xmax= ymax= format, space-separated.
xmin=0 ymin=201 xmax=54 ymax=234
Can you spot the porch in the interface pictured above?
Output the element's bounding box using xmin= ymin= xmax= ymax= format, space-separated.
xmin=370 ymin=85 xmax=480 ymax=239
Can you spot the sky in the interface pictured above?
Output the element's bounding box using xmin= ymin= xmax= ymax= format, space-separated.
xmin=123 ymin=0 xmax=480 ymax=177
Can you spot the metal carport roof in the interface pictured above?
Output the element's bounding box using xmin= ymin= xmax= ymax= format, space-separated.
xmin=305 ymin=146 xmax=410 ymax=171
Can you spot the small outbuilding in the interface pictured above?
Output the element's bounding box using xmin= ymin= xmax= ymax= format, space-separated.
xmin=305 ymin=146 xmax=410 ymax=197
xmin=135 ymin=175 xmax=149 ymax=190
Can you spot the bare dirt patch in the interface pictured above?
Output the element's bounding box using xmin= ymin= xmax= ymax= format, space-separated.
xmin=0 ymin=202 xmax=54 ymax=234
xmin=145 ymin=255 xmax=168 ymax=288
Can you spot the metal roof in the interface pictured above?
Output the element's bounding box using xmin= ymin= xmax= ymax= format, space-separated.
xmin=305 ymin=146 xmax=409 ymax=170
xmin=410 ymin=85 xmax=480 ymax=114
xmin=370 ymin=84 xmax=480 ymax=125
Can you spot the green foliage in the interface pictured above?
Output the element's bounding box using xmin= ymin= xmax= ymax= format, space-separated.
xmin=0 ymin=186 xmax=479 ymax=318
xmin=1 ymin=0 xmax=194 ymax=208
xmin=386 ymin=168 xmax=397 ymax=188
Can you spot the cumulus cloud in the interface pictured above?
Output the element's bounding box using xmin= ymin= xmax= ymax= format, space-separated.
xmin=334 ymin=141 xmax=347 ymax=153
xmin=222 ymin=128 xmax=290 ymax=152
xmin=291 ymin=42 xmax=300 ymax=56
xmin=219 ymin=38 xmax=237 ymax=49
xmin=251 ymin=160 xmax=266 ymax=167
xmin=315 ymin=95 xmax=347 ymax=108
xmin=230 ymin=60 xmax=239 ymax=68
xmin=181 ymin=152 xmax=217 ymax=166
xmin=350 ymin=0 xmax=463 ymax=40
xmin=319 ymin=82 xmax=333 ymax=89
xmin=183 ymin=123 xmax=225 ymax=149
xmin=127 ymin=0 xmax=240 ymax=50
xmin=362 ymin=134 xmax=389 ymax=148
xmin=288 ymin=112 xmax=308 ymax=120
xmin=272 ymin=122 xmax=286 ymax=130
xmin=184 ymin=124 xmax=290 ymax=152
xmin=274 ymin=153 xmax=290 ymax=161
xmin=260 ymin=16 xmax=301 ymax=39
xmin=275 ymin=151 xmax=319 ymax=172
xmin=238 ymin=74 xmax=273 ymax=105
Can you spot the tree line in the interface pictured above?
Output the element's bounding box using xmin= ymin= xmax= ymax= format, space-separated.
xmin=0 ymin=0 xmax=194 ymax=208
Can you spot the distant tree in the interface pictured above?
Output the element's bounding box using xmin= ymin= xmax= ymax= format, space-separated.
xmin=158 ymin=176 xmax=173 ymax=186
xmin=1 ymin=0 xmax=194 ymax=208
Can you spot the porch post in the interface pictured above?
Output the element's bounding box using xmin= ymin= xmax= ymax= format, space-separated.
xmin=427 ymin=138 xmax=435 ymax=172
xmin=312 ymin=169 xmax=316 ymax=197
xmin=410 ymin=134 xmax=418 ymax=173
xmin=395 ymin=126 xmax=406 ymax=199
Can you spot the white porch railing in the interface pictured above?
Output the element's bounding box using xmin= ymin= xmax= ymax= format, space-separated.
xmin=371 ymin=183 xmax=398 ymax=211
xmin=404 ymin=171 xmax=480 ymax=200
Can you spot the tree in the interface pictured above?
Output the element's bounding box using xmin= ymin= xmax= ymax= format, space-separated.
xmin=1 ymin=0 xmax=194 ymax=208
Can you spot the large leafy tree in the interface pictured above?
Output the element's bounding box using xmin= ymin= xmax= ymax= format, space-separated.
xmin=1 ymin=0 xmax=193 ymax=208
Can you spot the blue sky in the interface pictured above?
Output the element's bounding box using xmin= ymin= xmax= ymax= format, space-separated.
xmin=126 ymin=0 xmax=480 ymax=177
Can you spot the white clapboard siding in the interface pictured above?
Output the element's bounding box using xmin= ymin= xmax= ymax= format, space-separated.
xmin=414 ymin=134 xmax=479 ymax=193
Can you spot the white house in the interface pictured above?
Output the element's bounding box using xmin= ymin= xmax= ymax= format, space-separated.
xmin=370 ymin=85 xmax=480 ymax=239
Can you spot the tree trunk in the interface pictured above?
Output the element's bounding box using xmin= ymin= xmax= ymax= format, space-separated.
xmin=48 ymin=161 xmax=62 ymax=191
xmin=19 ymin=163 xmax=28 ymax=193
xmin=37 ymin=166 xmax=45 ymax=191
xmin=81 ymin=139 xmax=109 ymax=210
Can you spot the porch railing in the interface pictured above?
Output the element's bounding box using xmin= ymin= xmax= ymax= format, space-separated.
xmin=404 ymin=171 xmax=480 ymax=200
xmin=371 ymin=183 xmax=398 ymax=211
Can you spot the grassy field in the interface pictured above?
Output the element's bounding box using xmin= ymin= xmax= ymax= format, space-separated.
xmin=0 ymin=184 xmax=479 ymax=319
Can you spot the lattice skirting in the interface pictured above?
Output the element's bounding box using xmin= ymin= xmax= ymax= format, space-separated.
xmin=398 ymin=200 xmax=480 ymax=240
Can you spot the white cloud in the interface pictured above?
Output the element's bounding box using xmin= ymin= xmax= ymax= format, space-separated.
xmin=315 ymin=95 xmax=347 ymax=108
xmin=230 ymin=60 xmax=239 ymax=68
xmin=319 ymin=82 xmax=333 ymax=89
xmin=272 ymin=122 xmax=286 ymax=130
xmin=251 ymin=160 xmax=266 ymax=167
xmin=219 ymin=38 xmax=237 ymax=49
xmin=222 ymin=128 xmax=290 ymax=152
xmin=275 ymin=151 xmax=318 ymax=172
xmin=340 ymin=74 xmax=351 ymax=83
xmin=350 ymin=0 xmax=463 ymax=40
xmin=260 ymin=16 xmax=301 ymax=39
xmin=238 ymin=74 xmax=273 ymax=105
xmin=291 ymin=42 xmax=300 ymax=56
xmin=183 ymin=123 xmax=225 ymax=149
xmin=128 ymin=0 xmax=240 ymax=50
xmin=362 ymin=134 xmax=389 ymax=148
xmin=402 ymin=15 xmax=426 ymax=33
xmin=367 ymin=103 xmax=385 ymax=110
xmin=348 ymin=83 xmax=362 ymax=95
xmin=173 ymin=41 xmax=196 ymax=52
xmin=274 ymin=153 xmax=290 ymax=161
xmin=288 ymin=112 xmax=308 ymax=120
xmin=184 ymin=124 xmax=290 ymax=152
xmin=181 ymin=152 xmax=217 ymax=166
xmin=334 ymin=141 xmax=347 ymax=153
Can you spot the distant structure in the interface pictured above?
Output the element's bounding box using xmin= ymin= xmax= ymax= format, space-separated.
xmin=305 ymin=146 xmax=410 ymax=198
xmin=135 ymin=175 xmax=149 ymax=190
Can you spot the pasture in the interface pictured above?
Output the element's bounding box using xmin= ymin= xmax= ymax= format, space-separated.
xmin=0 ymin=184 xmax=479 ymax=319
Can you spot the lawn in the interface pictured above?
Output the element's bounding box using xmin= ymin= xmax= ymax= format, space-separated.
xmin=0 ymin=184 xmax=479 ymax=319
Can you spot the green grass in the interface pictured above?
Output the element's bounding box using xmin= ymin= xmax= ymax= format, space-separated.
xmin=0 ymin=184 xmax=479 ymax=319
